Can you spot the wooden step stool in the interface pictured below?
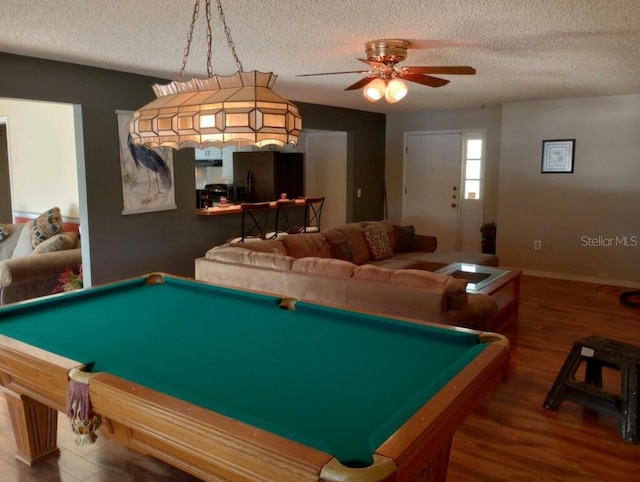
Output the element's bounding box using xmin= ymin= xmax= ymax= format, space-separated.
xmin=543 ymin=335 xmax=639 ymax=443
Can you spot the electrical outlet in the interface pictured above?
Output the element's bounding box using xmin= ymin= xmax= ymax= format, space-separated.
xmin=534 ymin=240 xmax=542 ymax=250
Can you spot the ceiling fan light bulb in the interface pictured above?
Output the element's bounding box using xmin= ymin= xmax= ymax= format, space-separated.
xmin=385 ymin=79 xmax=408 ymax=103
xmin=363 ymin=78 xmax=386 ymax=102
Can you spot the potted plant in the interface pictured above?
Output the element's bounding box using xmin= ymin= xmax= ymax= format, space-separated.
xmin=480 ymin=222 xmax=497 ymax=254
xmin=53 ymin=264 xmax=83 ymax=293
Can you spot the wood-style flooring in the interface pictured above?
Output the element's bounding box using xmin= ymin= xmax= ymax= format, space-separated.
xmin=1 ymin=275 xmax=639 ymax=481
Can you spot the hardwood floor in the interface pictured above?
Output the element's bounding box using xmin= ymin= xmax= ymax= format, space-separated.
xmin=1 ymin=275 xmax=638 ymax=481
xmin=448 ymin=275 xmax=640 ymax=481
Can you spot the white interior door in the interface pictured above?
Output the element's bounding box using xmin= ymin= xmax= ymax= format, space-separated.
xmin=403 ymin=132 xmax=462 ymax=251
xmin=303 ymin=131 xmax=347 ymax=230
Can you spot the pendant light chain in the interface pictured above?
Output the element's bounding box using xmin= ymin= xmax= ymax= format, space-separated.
xmin=205 ymin=0 xmax=213 ymax=78
xmin=178 ymin=0 xmax=243 ymax=80
xmin=215 ymin=0 xmax=244 ymax=72
xmin=178 ymin=0 xmax=201 ymax=81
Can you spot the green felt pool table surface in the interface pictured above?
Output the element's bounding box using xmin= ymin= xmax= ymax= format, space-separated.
xmin=0 ymin=273 xmax=509 ymax=481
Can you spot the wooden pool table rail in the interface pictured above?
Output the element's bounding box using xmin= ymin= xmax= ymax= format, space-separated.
xmin=0 ymin=330 xmax=508 ymax=481
xmin=0 ymin=272 xmax=510 ymax=481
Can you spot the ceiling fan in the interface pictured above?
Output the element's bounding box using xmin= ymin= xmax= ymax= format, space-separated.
xmin=297 ymin=39 xmax=476 ymax=103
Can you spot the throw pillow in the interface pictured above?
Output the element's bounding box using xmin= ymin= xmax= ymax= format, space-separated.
xmin=0 ymin=226 xmax=8 ymax=242
xmin=30 ymin=207 xmax=63 ymax=247
xmin=329 ymin=240 xmax=355 ymax=263
xmin=11 ymin=224 xmax=34 ymax=258
xmin=31 ymin=232 xmax=78 ymax=255
xmin=363 ymin=224 xmax=393 ymax=261
xmin=393 ymin=225 xmax=422 ymax=253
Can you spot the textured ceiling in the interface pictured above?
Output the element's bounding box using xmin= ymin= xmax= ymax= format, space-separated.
xmin=1 ymin=0 xmax=640 ymax=114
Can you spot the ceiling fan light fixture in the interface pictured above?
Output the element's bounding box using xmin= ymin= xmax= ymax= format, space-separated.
xmin=384 ymin=78 xmax=408 ymax=103
xmin=363 ymin=78 xmax=386 ymax=102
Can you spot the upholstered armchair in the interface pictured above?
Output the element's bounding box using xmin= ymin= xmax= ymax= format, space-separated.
xmin=0 ymin=209 xmax=82 ymax=305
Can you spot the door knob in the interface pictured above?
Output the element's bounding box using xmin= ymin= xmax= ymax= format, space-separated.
xmin=451 ymin=203 xmax=457 ymax=208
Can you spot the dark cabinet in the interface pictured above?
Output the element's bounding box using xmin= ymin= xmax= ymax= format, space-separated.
xmin=232 ymin=152 xmax=304 ymax=202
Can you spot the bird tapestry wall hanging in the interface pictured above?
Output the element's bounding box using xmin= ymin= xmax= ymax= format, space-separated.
xmin=117 ymin=111 xmax=176 ymax=215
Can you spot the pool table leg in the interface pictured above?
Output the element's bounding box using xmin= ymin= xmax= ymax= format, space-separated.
xmin=3 ymin=389 xmax=60 ymax=465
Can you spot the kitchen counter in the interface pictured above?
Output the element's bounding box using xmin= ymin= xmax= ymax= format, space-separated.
xmin=196 ymin=198 xmax=306 ymax=216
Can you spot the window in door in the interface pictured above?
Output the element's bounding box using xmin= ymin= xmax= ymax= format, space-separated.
xmin=463 ymin=137 xmax=483 ymax=200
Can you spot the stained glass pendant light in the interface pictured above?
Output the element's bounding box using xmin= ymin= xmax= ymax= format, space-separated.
xmin=130 ymin=0 xmax=301 ymax=149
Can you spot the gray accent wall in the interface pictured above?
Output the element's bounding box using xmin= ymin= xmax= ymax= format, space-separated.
xmin=0 ymin=52 xmax=385 ymax=285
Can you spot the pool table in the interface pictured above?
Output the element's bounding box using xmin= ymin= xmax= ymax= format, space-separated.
xmin=0 ymin=273 xmax=509 ymax=481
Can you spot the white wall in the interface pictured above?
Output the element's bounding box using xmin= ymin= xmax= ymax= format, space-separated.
xmin=497 ymin=94 xmax=640 ymax=285
xmin=385 ymin=106 xmax=502 ymax=224
xmin=385 ymin=95 xmax=640 ymax=286
xmin=303 ymin=131 xmax=347 ymax=230
xmin=0 ymin=98 xmax=79 ymax=219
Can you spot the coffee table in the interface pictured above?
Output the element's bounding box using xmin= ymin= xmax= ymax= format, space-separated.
xmin=436 ymin=263 xmax=522 ymax=332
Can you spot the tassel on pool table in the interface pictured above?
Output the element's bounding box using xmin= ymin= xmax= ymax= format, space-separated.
xmin=66 ymin=368 xmax=102 ymax=446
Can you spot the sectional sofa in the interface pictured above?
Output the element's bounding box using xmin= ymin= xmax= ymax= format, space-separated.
xmin=195 ymin=220 xmax=503 ymax=331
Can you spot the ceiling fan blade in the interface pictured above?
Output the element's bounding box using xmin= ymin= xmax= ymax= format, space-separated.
xmin=296 ymin=70 xmax=369 ymax=77
xmin=358 ymin=58 xmax=391 ymax=71
xmin=401 ymin=73 xmax=450 ymax=88
xmin=345 ymin=77 xmax=376 ymax=91
xmin=404 ymin=66 xmax=476 ymax=75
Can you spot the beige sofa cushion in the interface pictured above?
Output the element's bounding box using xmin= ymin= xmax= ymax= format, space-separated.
xmin=31 ymin=232 xmax=78 ymax=255
xmin=365 ymin=258 xmax=426 ymax=270
xmin=11 ymin=224 xmax=34 ymax=258
xmin=353 ymin=264 xmax=394 ymax=283
xmin=354 ymin=265 xmax=450 ymax=290
xmin=322 ymin=224 xmax=371 ymax=265
xmin=229 ymin=239 xmax=286 ymax=255
xmin=281 ymin=233 xmax=332 ymax=259
xmin=291 ymin=257 xmax=356 ymax=279
xmin=205 ymin=247 xmax=295 ymax=271
xmin=390 ymin=269 xmax=449 ymax=291
xmin=354 ymin=265 xmax=468 ymax=310
xmin=0 ymin=224 xmax=24 ymax=260
xmin=444 ymin=278 xmax=470 ymax=310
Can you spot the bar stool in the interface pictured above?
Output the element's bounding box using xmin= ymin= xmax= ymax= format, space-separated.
xmin=267 ymin=199 xmax=297 ymax=239
xmin=302 ymin=196 xmax=324 ymax=232
xmin=228 ymin=202 xmax=271 ymax=243
xmin=543 ymin=335 xmax=640 ymax=443
xmin=288 ymin=196 xmax=325 ymax=234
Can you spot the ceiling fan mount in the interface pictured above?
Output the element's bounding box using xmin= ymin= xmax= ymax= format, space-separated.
xmin=365 ymin=39 xmax=410 ymax=64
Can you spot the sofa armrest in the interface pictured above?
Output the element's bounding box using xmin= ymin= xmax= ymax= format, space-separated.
xmin=440 ymin=293 xmax=499 ymax=332
xmin=0 ymin=248 xmax=82 ymax=304
xmin=416 ymin=234 xmax=437 ymax=253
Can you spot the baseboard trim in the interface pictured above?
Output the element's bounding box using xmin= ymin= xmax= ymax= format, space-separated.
xmin=500 ymin=267 xmax=640 ymax=289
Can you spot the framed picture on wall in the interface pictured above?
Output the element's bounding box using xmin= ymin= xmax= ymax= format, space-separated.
xmin=116 ymin=110 xmax=177 ymax=215
xmin=541 ymin=139 xmax=575 ymax=173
